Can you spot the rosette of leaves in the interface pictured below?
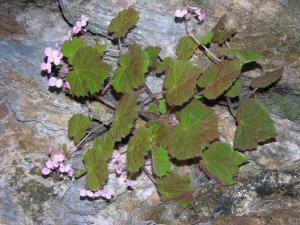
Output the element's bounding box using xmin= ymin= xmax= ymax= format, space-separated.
xmin=51 ymin=7 xmax=281 ymax=204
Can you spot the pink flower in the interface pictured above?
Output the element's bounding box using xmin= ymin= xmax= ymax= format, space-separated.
xmin=127 ymin=180 xmax=135 ymax=189
xmin=46 ymin=160 xmax=54 ymax=169
xmin=55 ymin=79 xmax=63 ymax=88
xmin=86 ymin=190 xmax=95 ymax=198
xmin=64 ymin=164 xmax=72 ymax=173
xmin=41 ymin=167 xmax=51 ymax=176
xmin=72 ymin=25 xmax=81 ymax=34
xmin=174 ymin=8 xmax=188 ymax=18
xmin=67 ymin=169 xmax=74 ymax=177
xmin=47 ymin=146 xmax=53 ymax=155
xmin=52 ymin=153 xmax=65 ymax=163
xmin=59 ymin=165 xmax=66 ymax=173
xmin=63 ymin=81 xmax=71 ymax=89
xmin=48 ymin=77 xmax=57 ymax=87
xmin=195 ymin=8 xmax=206 ymax=21
xmin=41 ymin=62 xmax=52 ymax=73
xmin=80 ymin=189 xmax=87 ymax=197
xmin=44 ymin=47 xmax=52 ymax=57
xmin=62 ymin=30 xmax=72 ymax=41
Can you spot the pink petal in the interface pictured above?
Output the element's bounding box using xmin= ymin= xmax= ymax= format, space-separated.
xmin=52 ymin=153 xmax=65 ymax=163
xmin=41 ymin=167 xmax=51 ymax=175
xmin=63 ymin=81 xmax=71 ymax=89
xmin=44 ymin=47 xmax=52 ymax=57
xmin=68 ymin=169 xmax=74 ymax=177
xmin=80 ymin=189 xmax=87 ymax=197
xmin=47 ymin=146 xmax=53 ymax=154
xmin=56 ymin=79 xmax=63 ymax=88
xmin=64 ymin=164 xmax=71 ymax=173
xmin=48 ymin=77 xmax=57 ymax=87
xmin=46 ymin=160 xmax=54 ymax=169
xmin=127 ymin=180 xmax=135 ymax=188
xmin=40 ymin=63 xmax=47 ymax=71
xmin=59 ymin=165 xmax=65 ymax=173
xmin=86 ymin=190 xmax=95 ymax=198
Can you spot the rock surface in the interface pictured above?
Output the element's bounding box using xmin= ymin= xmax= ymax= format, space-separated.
xmin=0 ymin=0 xmax=299 ymax=224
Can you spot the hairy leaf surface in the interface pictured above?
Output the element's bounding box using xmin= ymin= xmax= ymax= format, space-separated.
xmin=202 ymin=142 xmax=248 ymax=185
xmin=234 ymin=99 xmax=277 ymax=150
xmin=219 ymin=48 xmax=263 ymax=65
xmin=127 ymin=125 xmax=152 ymax=172
xmin=176 ymin=36 xmax=198 ymax=60
xmin=163 ymin=59 xmax=201 ymax=106
xmin=108 ymin=7 xmax=139 ymax=39
xmin=67 ymin=47 xmax=111 ymax=97
xmin=84 ymin=148 xmax=108 ymax=190
xmin=170 ymin=100 xmax=219 ymax=159
xmin=68 ymin=114 xmax=91 ymax=144
xmin=93 ymin=134 xmax=115 ymax=162
xmin=152 ymin=146 xmax=172 ymax=177
xmin=92 ymin=44 xmax=107 ymax=57
xmin=225 ymin=79 xmax=241 ymax=98
xmin=62 ymin=37 xmax=87 ymax=64
xmin=157 ymin=173 xmax=192 ymax=202
xmin=112 ymin=45 xmax=149 ymax=93
xmin=111 ymin=91 xmax=139 ymax=140
xmin=251 ymin=67 xmax=283 ymax=89
xmin=197 ymin=59 xmax=241 ymax=99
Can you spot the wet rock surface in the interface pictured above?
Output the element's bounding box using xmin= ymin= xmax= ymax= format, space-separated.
xmin=0 ymin=0 xmax=299 ymax=224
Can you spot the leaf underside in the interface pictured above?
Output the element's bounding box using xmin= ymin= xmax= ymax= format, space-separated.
xmin=111 ymin=91 xmax=139 ymax=141
xmin=112 ymin=45 xmax=150 ymax=93
xmin=202 ymin=142 xmax=249 ymax=185
xmin=108 ymin=7 xmax=139 ymax=39
xmin=169 ymin=100 xmax=219 ymax=160
xmin=176 ymin=36 xmax=198 ymax=60
xmin=157 ymin=173 xmax=192 ymax=202
xmin=127 ymin=125 xmax=152 ymax=173
xmin=67 ymin=47 xmax=111 ymax=97
xmin=234 ymin=98 xmax=277 ymax=150
xmin=163 ymin=59 xmax=202 ymax=106
xmin=68 ymin=114 xmax=91 ymax=144
xmin=197 ymin=59 xmax=241 ymax=100
xmin=251 ymin=67 xmax=283 ymax=89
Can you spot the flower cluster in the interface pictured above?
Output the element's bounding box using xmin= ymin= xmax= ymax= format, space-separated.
xmin=63 ymin=15 xmax=89 ymax=41
xmin=40 ymin=15 xmax=89 ymax=90
xmin=41 ymin=146 xmax=74 ymax=177
xmin=80 ymin=188 xmax=114 ymax=200
xmin=175 ymin=5 xmax=206 ymax=21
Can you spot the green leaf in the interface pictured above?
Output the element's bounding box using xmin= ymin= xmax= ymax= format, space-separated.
xmin=67 ymin=47 xmax=112 ymax=97
xmin=92 ymin=44 xmax=108 ymax=57
xmin=112 ymin=45 xmax=149 ymax=93
xmin=68 ymin=114 xmax=91 ymax=144
xmin=93 ymin=134 xmax=115 ymax=162
xmin=219 ymin=48 xmax=263 ymax=65
xmin=197 ymin=59 xmax=241 ymax=100
xmin=111 ymin=91 xmax=139 ymax=140
xmin=62 ymin=37 xmax=87 ymax=64
xmin=163 ymin=59 xmax=202 ymax=106
xmin=176 ymin=36 xmax=198 ymax=60
xmin=201 ymin=31 xmax=214 ymax=45
xmin=159 ymin=99 xmax=167 ymax=114
xmin=251 ymin=67 xmax=283 ymax=89
xmin=84 ymin=148 xmax=108 ymax=190
xmin=144 ymin=46 xmax=161 ymax=69
xmin=152 ymin=146 xmax=172 ymax=177
xmin=212 ymin=15 xmax=236 ymax=44
xmin=75 ymin=168 xmax=87 ymax=179
xmin=108 ymin=7 xmax=139 ymax=39
xmin=225 ymin=79 xmax=241 ymax=98
xmin=127 ymin=125 xmax=152 ymax=172
xmin=157 ymin=57 xmax=173 ymax=73
xmin=169 ymin=100 xmax=219 ymax=160
xmin=148 ymin=121 xmax=171 ymax=149
xmin=157 ymin=173 xmax=192 ymax=202
xmin=234 ymin=99 xmax=277 ymax=150
xmin=202 ymin=142 xmax=249 ymax=185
